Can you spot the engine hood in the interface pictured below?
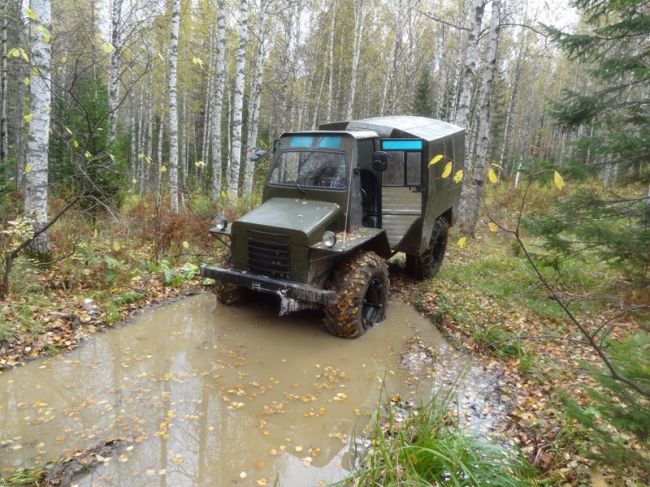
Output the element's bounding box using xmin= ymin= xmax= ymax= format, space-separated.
xmin=232 ymin=197 xmax=342 ymax=244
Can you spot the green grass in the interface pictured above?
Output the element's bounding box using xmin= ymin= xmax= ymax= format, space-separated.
xmin=0 ymin=467 xmax=44 ymax=487
xmin=339 ymin=389 xmax=536 ymax=486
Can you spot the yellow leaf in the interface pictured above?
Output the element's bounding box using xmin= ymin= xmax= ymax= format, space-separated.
xmin=8 ymin=48 xmax=21 ymax=58
xmin=21 ymin=50 xmax=29 ymax=63
xmin=457 ymin=236 xmax=466 ymax=249
xmin=132 ymin=179 xmax=138 ymax=185
xmin=112 ymin=241 xmax=121 ymax=251
xmin=72 ymin=139 xmax=79 ymax=148
xmin=220 ymin=191 xmax=227 ymax=199
xmin=84 ymin=151 xmax=92 ymax=159
xmin=428 ymin=154 xmax=444 ymax=166
xmin=453 ymin=169 xmax=463 ymax=184
xmin=553 ymin=171 xmax=565 ymax=190
xmin=100 ymin=42 xmax=115 ymax=54
xmin=182 ymin=241 xmax=189 ymax=250
xmin=22 ymin=76 xmax=30 ymax=86
xmin=23 ymin=113 xmax=33 ymax=123
xmin=26 ymin=8 xmax=37 ymax=20
xmin=160 ymin=165 xmax=167 ymax=173
xmin=441 ymin=161 xmax=452 ymax=178
xmin=488 ymin=222 xmax=498 ymax=233
xmin=488 ymin=168 xmax=498 ymax=184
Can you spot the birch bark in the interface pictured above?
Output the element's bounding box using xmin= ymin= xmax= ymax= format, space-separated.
xmin=210 ymin=0 xmax=226 ymax=198
xmin=454 ymin=0 xmax=485 ymax=129
xmin=1 ymin=1 xmax=8 ymax=164
xmin=325 ymin=0 xmax=336 ymax=122
xmin=168 ymin=0 xmax=180 ymax=213
xmin=107 ymin=0 xmax=123 ymax=145
xmin=243 ymin=10 xmax=269 ymax=196
xmin=24 ymin=0 xmax=52 ymax=254
xmin=458 ymin=0 xmax=500 ymax=236
xmin=228 ymin=0 xmax=249 ymax=198
xmin=345 ymin=0 xmax=365 ymax=120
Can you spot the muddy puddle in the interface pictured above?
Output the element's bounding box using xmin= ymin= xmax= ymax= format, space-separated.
xmin=0 ymin=294 xmax=506 ymax=486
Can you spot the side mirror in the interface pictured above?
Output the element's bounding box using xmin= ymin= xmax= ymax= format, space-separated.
xmin=249 ymin=149 xmax=268 ymax=162
xmin=372 ymin=151 xmax=388 ymax=172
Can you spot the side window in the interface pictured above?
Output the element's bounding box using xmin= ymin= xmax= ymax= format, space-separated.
xmin=384 ymin=152 xmax=405 ymax=186
xmin=406 ymin=152 xmax=422 ymax=185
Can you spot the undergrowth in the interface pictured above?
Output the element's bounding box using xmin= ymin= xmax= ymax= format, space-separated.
xmin=341 ymin=388 xmax=535 ymax=486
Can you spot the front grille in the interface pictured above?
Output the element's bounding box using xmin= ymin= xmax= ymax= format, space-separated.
xmin=247 ymin=237 xmax=290 ymax=279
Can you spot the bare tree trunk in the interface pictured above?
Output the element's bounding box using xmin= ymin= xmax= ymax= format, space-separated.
xmin=167 ymin=0 xmax=180 ymax=213
xmin=243 ymin=12 xmax=268 ymax=196
xmin=325 ymin=0 xmax=336 ymax=122
xmin=107 ymin=0 xmax=123 ymax=145
xmin=228 ymin=0 xmax=249 ymax=198
xmin=458 ymin=0 xmax=500 ymax=236
xmin=14 ymin=1 xmax=26 ymax=187
xmin=454 ymin=0 xmax=485 ymax=129
xmin=345 ymin=0 xmax=365 ymax=120
xmin=0 ymin=1 xmax=8 ymax=165
xmin=24 ymin=0 xmax=52 ymax=254
xmin=500 ymin=31 xmax=526 ymax=172
xmin=210 ymin=0 xmax=226 ymax=198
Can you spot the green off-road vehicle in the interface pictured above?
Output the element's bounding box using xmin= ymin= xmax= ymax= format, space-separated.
xmin=201 ymin=116 xmax=464 ymax=338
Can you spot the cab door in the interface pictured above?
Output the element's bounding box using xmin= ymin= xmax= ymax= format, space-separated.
xmin=379 ymin=139 xmax=424 ymax=249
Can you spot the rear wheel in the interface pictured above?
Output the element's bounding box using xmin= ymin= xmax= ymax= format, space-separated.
xmin=406 ymin=218 xmax=449 ymax=280
xmin=323 ymin=251 xmax=389 ymax=338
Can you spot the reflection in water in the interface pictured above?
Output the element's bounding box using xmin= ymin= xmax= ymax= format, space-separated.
xmin=0 ymin=294 xmax=456 ymax=486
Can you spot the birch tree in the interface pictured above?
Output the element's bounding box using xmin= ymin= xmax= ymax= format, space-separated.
xmin=210 ymin=0 xmax=226 ymax=198
xmin=228 ymin=0 xmax=248 ymax=197
xmin=168 ymin=0 xmax=180 ymax=213
xmin=0 ymin=1 xmax=8 ymax=165
xmin=455 ymin=0 xmax=485 ymax=129
xmin=24 ymin=0 xmax=52 ymax=254
xmin=107 ymin=0 xmax=122 ymax=145
xmin=345 ymin=0 xmax=366 ymax=120
xmin=459 ymin=0 xmax=501 ymax=235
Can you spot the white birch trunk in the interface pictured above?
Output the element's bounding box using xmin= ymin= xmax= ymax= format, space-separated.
xmin=243 ymin=19 xmax=268 ymax=195
xmin=325 ymin=0 xmax=336 ymax=122
xmin=228 ymin=0 xmax=249 ymax=198
xmin=345 ymin=0 xmax=365 ymax=120
xmin=458 ymin=0 xmax=500 ymax=236
xmin=1 ymin=2 xmax=8 ymax=164
xmin=24 ymin=0 xmax=52 ymax=254
xmin=107 ymin=0 xmax=122 ymax=145
xmin=167 ymin=0 xmax=180 ymax=213
xmin=210 ymin=0 xmax=226 ymax=198
xmin=454 ymin=0 xmax=485 ymax=129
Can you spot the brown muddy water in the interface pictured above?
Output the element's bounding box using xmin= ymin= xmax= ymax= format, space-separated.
xmin=0 ymin=294 xmax=506 ymax=486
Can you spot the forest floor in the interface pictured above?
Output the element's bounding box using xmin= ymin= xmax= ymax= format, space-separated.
xmin=0 ymin=194 xmax=648 ymax=486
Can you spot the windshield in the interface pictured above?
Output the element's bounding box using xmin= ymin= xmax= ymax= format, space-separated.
xmin=269 ymin=151 xmax=348 ymax=189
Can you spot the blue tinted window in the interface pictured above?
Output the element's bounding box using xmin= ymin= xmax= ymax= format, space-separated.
xmin=317 ymin=136 xmax=342 ymax=149
xmin=288 ymin=136 xmax=313 ymax=148
xmin=381 ymin=139 xmax=423 ymax=151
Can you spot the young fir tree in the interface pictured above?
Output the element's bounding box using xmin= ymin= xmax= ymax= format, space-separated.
xmin=412 ymin=68 xmax=433 ymax=118
xmin=532 ymin=0 xmax=650 ymax=286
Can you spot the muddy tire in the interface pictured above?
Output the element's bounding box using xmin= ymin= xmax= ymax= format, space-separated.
xmin=216 ymin=254 xmax=247 ymax=305
xmin=406 ymin=217 xmax=449 ymax=280
xmin=323 ymin=251 xmax=389 ymax=338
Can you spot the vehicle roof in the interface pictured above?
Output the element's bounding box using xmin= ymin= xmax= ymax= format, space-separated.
xmin=281 ymin=129 xmax=378 ymax=140
xmin=319 ymin=116 xmax=464 ymax=142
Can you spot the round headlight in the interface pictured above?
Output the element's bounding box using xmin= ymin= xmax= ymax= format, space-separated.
xmin=213 ymin=216 xmax=228 ymax=231
xmin=322 ymin=231 xmax=337 ymax=248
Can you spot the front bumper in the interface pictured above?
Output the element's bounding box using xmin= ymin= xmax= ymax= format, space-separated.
xmin=200 ymin=265 xmax=336 ymax=306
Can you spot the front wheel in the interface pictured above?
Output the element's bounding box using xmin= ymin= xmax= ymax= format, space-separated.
xmin=406 ymin=218 xmax=449 ymax=280
xmin=323 ymin=251 xmax=389 ymax=338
